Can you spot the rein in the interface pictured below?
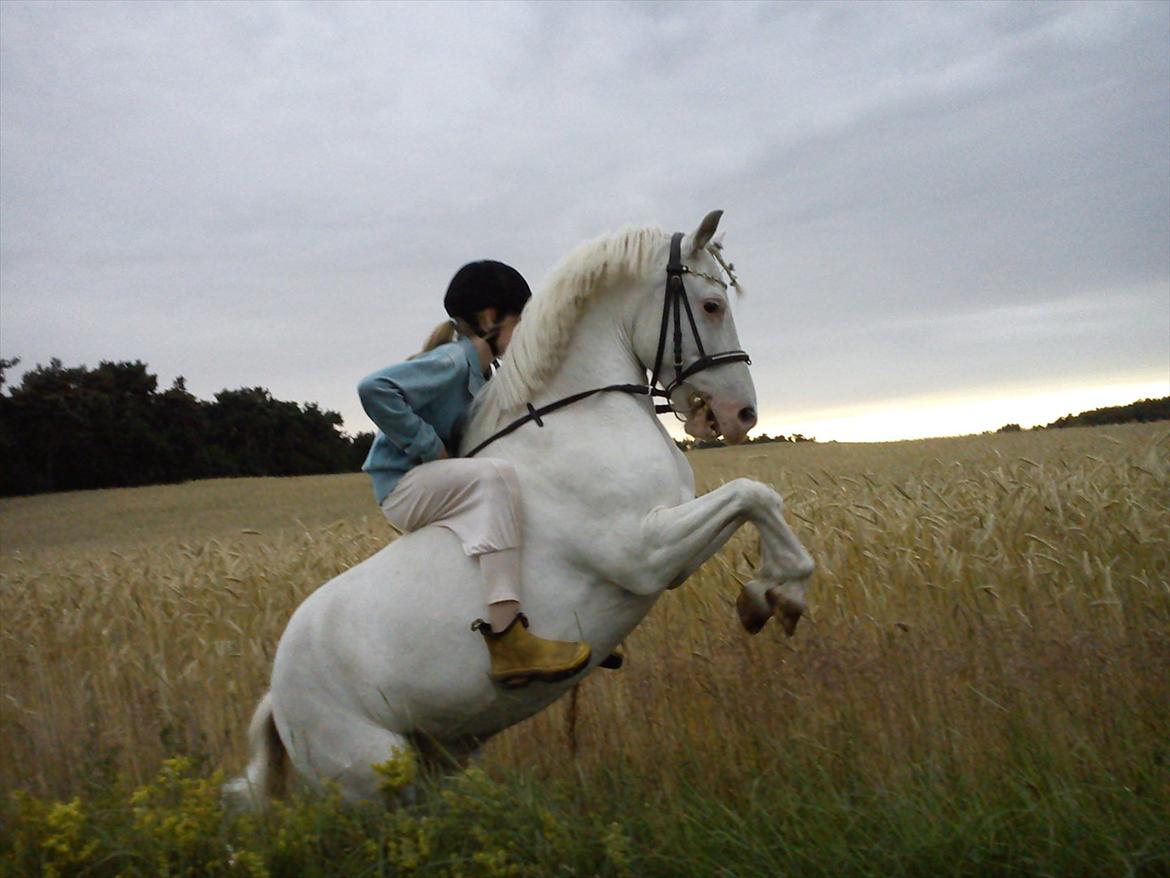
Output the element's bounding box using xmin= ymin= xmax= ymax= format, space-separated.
xmin=465 ymin=232 xmax=751 ymax=458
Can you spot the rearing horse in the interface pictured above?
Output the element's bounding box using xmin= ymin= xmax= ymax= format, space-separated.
xmin=226 ymin=211 xmax=814 ymax=806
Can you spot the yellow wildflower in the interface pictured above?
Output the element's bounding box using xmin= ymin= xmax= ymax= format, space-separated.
xmin=372 ymin=747 xmax=418 ymax=798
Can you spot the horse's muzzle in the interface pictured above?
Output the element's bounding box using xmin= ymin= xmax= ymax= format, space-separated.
xmin=711 ymin=399 xmax=758 ymax=445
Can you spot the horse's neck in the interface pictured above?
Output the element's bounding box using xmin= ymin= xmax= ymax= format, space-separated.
xmin=535 ymin=285 xmax=646 ymax=402
xmin=528 ymin=284 xmax=683 ymax=477
xmin=514 ymin=282 xmax=691 ymax=537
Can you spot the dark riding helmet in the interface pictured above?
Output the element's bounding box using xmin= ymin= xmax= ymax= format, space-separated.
xmin=443 ymin=260 xmax=531 ymax=324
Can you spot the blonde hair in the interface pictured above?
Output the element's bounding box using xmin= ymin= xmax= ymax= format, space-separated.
xmin=412 ymin=320 xmax=457 ymax=359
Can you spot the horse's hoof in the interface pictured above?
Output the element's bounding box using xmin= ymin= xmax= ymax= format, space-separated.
xmin=736 ymin=587 xmax=771 ymax=635
xmin=766 ymin=589 xmax=806 ymax=637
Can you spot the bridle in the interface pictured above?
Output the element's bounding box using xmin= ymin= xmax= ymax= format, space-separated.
xmin=465 ymin=231 xmax=751 ymax=457
xmin=650 ymin=231 xmax=752 ymax=417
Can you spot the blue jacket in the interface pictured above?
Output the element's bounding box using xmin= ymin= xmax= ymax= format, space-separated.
xmin=358 ymin=336 xmax=487 ymax=504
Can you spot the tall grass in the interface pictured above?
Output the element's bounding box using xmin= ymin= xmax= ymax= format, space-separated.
xmin=2 ymin=424 xmax=1167 ymax=875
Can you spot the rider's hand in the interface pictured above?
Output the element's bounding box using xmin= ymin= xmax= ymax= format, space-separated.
xmin=468 ymin=334 xmax=493 ymax=375
xmin=455 ymin=319 xmax=494 ymax=374
xmin=435 ymin=444 xmax=450 ymax=460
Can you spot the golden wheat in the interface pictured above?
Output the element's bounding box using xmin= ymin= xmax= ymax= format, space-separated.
xmin=2 ymin=424 xmax=1167 ymax=805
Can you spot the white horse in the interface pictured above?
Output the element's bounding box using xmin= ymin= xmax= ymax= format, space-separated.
xmin=225 ymin=211 xmax=814 ymax=806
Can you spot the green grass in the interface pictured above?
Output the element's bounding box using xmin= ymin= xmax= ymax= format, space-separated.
xmin=4 ymin=749 xmax=1166 ymax=876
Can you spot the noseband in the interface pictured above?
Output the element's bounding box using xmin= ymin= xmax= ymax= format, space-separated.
xmin=465 ymin=231 xmax=752 ymax=456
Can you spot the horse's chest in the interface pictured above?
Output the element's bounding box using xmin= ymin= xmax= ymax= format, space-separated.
xmin=553 ymin=447 xmax=683 ymax=508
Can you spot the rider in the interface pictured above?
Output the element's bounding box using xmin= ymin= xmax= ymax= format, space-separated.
xmin=358 ymin=260 xmax=592 ymax=688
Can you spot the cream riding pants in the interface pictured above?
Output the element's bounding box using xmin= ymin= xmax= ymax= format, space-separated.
xmin=380 ymin=458 xmax=522 ymax=605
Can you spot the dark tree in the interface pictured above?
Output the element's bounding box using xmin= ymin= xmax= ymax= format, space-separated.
xmin=348 ymin=431 xmax=376 ymax=470
xmin=0 ymin=358 xmax=369 ymax=496
xmin=1045 ymin=397 xmax=1170 ymax=429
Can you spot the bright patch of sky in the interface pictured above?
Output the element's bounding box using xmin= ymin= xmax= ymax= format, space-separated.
xmin=1 ymin=1 xmax=1167 ymax=442
xmin=759 ymin=378 xmax=1170 ymax=444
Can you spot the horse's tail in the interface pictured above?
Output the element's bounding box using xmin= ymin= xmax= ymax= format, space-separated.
xmin=221 ymin=691 xmax=288 ymax=812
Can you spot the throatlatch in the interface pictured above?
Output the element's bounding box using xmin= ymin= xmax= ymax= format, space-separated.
xmin=465 ymin=231 xmax=750 ymax=458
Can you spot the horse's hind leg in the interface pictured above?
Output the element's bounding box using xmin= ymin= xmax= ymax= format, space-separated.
xmin=297 ymin=713 xmax=416 ymax=805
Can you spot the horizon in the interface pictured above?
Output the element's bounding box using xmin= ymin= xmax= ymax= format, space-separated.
xmin=4 ymin=350 xmax=1165 ymax=446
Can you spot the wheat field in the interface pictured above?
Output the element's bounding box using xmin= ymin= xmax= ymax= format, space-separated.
xmin=2 ymin=423 xmax=1167 ymax=876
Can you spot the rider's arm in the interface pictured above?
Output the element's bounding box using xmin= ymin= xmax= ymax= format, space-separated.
xmin=357 ymin=348 xmax=465 ymax=464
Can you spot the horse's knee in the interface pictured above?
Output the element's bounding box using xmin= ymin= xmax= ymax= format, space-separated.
xmin=725 ymin=478 xmax=784 ymax=519
xmin=737 ymin=477 xmax=781 ymax=507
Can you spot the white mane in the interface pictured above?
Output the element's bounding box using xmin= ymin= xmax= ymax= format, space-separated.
xmin=467 ymin=225 xmax=669 ymax=437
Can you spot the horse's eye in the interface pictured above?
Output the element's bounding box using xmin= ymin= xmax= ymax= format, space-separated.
xmin=703 ymin=301 xmax=721 ymax=314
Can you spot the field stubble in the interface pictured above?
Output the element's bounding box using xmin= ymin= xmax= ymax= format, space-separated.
xmin=2 ymin=423 xmax=1167 ymax=875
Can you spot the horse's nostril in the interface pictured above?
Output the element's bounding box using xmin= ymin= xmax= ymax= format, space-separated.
xmin=739 ymin=406 xmax=757 ymax=424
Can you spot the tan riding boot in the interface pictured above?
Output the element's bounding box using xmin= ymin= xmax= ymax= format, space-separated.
xmin=471 ymin=614 xmax=591 ymax=689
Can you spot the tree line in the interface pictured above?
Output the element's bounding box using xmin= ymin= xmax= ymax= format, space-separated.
xmin=674 ymin=432 xmax=817 ymax=452
xmin=4 ymin=355 xmax=1162 ymax=496
xmin=997 ymin=397 xmax=1170 ymax=434
xmin=0 ymin=358 xmax=374 ymax=497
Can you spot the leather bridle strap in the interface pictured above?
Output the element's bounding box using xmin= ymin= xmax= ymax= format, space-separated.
xmin=464 ymin=383 xmax=650 ymax=458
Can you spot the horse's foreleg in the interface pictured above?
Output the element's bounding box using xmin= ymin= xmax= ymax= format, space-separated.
xmin=736 ymin=483 xmax=815 ymax=636
xmin=665 ymin=515 xmax=747 ymax=589
xmin=634 ymin=479 xmax=813 ymax=634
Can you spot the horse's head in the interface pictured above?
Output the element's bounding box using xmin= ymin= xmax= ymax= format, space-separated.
xmin=632 ymin=210 xmax=758 ymax=445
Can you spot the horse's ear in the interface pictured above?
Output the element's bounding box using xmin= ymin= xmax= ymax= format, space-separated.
xmin=689 ymin=210 xmax=724 ymax=255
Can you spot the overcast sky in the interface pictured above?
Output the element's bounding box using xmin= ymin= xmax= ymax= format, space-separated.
xmin=2 ymin=0 xmax=1167 ymax=441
